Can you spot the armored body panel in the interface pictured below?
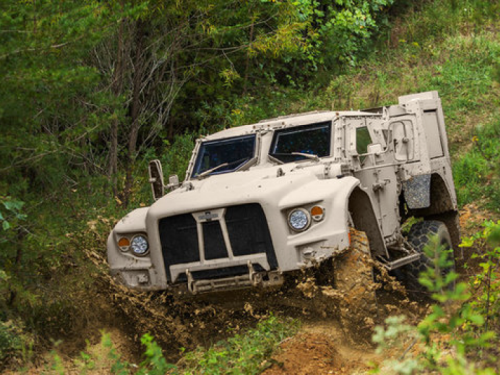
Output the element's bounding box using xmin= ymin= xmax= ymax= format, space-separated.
xmin=107 ymin=91 xmax=459 ymax=294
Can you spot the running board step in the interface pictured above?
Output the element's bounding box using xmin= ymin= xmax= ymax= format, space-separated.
xmin=382 ymin=253 xmax=421 ymax=271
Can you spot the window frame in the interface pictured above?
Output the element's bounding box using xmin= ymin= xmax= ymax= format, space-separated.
xmin=191 ymin=134 xmax=257 ymax=178
xmin=268 ymin=121 xmax=333 ymax=164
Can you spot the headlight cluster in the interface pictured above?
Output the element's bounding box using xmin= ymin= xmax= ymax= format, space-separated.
xmin=287 ymin=205 xmax=325 ymax=232
xmin=117 ymin=234 xmax=149 ymax=256
xmin=288 ymin=209 xmax=310 ymax=231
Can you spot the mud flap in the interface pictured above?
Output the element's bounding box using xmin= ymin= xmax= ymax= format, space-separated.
xmin=403 ymin=174 xmax=431 ymax=209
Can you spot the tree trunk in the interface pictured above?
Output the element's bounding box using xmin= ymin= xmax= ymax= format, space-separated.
xmin=243 ymin=19 xmax=254 ymax=95
xmin=8 ymin=229 xmax=26 ymax=307
xmin=109 ymin=11 xmax=125 ymax=199
xmin=123 ymin=20 xmax=145 ymax=206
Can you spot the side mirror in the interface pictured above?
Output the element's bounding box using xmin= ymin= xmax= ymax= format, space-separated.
xmin=367 ymin=143 xmax=384 ymax=155
xmin=167 ymin=174 xmax=180 ymax=190
xmin=148 ymin=159 xmax=165 ymax=201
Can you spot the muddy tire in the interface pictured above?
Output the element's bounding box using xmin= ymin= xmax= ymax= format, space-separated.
xmin=402 ymin=220 xmax=455 ymax=298
xmin=334 ymin=229 xmax=378 ymax=334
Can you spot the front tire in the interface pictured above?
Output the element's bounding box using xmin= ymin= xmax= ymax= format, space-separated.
xmin=334 ymin=229 xmax=378 ymax=333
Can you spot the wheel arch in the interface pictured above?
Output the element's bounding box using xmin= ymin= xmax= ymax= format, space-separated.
xmin=405 ymin=173 xmax=461 ymax=254
xmin=348 ymin=186 xmax=388 ymax=258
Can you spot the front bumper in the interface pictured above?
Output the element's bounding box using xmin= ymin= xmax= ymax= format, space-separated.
xmin=186 ymin=262 xmax=284 ymax=294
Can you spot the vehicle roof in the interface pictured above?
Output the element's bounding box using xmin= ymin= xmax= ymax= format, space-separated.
xmin=203 ymin=110 xmax=379 ymax=141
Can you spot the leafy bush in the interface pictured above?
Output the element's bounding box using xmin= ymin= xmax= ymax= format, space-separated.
xmin=372 ymin=222 xmax=500 ymax=374
xmin=0 ymin=318 xmax=33 ymax=369
xmin=0 ymin=320 xmax=22 ymax=364
xmin=461 ymin=221 xmax=500 ymax=334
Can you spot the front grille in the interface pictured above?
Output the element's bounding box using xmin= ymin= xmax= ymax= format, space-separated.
xmin=159 ymin=203 xmax=277 ymax=282
xmin=203 ymin=221 xmax=228 ymax=260
xmin=226 ymin=204 xmax=277 ymax=267
xmin=159 ymin=213 xmax=199 ymax=267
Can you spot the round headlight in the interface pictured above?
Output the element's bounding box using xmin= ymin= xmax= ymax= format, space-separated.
xmin=288 ymin=208 xmax=311 ymax=232
xmin=131 ymin=235 xmax=149 ymax=256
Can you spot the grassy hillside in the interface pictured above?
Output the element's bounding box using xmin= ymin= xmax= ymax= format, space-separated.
xmin=2 ymin=0 xmax=500 ymax=373
xmin=127 ymin=1 xmax=500 ymax=372
xmin=163 ymin=1 xmax=500 ymax=212
xmin=231 ymin=1 xmax=500 ymax=211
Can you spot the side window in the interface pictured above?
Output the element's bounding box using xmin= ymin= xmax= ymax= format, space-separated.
xmin=356 ymin=126 xmax=372 ymax=154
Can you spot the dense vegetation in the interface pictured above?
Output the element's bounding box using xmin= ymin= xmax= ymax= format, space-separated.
xmin=1 ymin=0 xmax=500 ymax=373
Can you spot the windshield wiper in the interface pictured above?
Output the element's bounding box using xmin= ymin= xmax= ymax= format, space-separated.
xmin=196 ymin=162 xmax=228 ymax=179
xmin=269 ymin=152 xmax=319 ymax=162
xmin=291 ymin=152 xmax=319 ymax=161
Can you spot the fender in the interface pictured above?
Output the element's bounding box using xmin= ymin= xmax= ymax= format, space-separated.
xmin=107 ymin=207 xmax=166 ymax=291
xmin=348 ymin=186 xmax=388 ymax=258
xmin=279 ymin=175 xmax=388 ymax=259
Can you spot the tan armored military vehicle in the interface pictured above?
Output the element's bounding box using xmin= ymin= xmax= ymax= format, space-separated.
xmin=107 ymin=91 xmax=459 ymax=297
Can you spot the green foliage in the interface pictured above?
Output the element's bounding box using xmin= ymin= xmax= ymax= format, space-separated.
xmin=0 ymin=1 xmax=124 ymax=192
xmin=310 ymin=0 xmax=395 ymax=68
xmin=180 ymin=315 xmax=299 ymax=374
xmin=417 ymin=236 xmax=459 ymax=300
xmin=416 ymin=237 xmax=492 ymax=364
xmin=373 ymin=227 xmax=500 ymax=374
xmin=0 ymin=196 xmax=26 ymax=234
xmin=160 ymin=133 xmax=197 ymax=183
xmin=41 ymin=316 xmax=297 ymax=374
xmin=0 ymin=320 xmax=25 ymax=366
xmin=136 ymin=334 xmax=177 ymax=375
xmin=461 ymin=221 xmax=500 ymax=334
xmin=371 ymin=315 xmax=421 ymax=374
xmin=454 ymin=121 xmax=500 ymax=211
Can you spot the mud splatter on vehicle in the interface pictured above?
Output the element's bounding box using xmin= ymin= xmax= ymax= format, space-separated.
xmin=105 ymin=92 xmax=459 ymax=356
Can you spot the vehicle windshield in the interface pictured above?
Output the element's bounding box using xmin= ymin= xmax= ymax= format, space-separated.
xmin=192 ymin=135 xmax=256 ymax=178
xmin=269 ymin=122 xmax=331 ymax=163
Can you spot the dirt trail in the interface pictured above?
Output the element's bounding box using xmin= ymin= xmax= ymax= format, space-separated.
xmin=262 ymin=320 xmax=382 ymax=375
xmin=70 ymin=239 xmax=422 ymax=372
xmin=14 ymin=204 xmax=494 ymax=374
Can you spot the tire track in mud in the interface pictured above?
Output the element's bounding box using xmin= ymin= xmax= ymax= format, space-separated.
xmin=88 ymin=243 xmax=425 ymax=365
xmin=10 ymin=207 xmax=490 ymax=374
xmin=82 ymin=225 xmax=431 ymax=369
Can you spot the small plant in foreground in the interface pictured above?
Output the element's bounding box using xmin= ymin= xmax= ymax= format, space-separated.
xmin=136 ymin=333 xmax=177 ymax=375
xmin=461 ymin=220 xmax=500 ymax=333
xmin=180 ymin=315 xmax=299 ymax=375
xmin=42 ymin=316 xmax=298 ymax=374
xmin=372 ymin=229 xmax=498 ymax=374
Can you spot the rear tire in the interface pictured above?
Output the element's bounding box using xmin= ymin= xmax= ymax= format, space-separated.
xmin=402 ymin=220 xmax=455 ymax=298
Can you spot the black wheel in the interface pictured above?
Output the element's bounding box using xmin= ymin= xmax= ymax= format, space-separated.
xmin=402 ymin=220 xmax=455 ymax=298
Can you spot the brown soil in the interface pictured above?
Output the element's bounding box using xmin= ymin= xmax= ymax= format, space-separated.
xmin=11 ymin=206 xmax=495 ymax=374
xmin=15 ymin=250 xmax=417 ymax=374
xmin=262 ymin=321 xmax=382 ymax=375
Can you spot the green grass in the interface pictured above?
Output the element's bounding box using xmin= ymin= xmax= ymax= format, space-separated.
xmin=45 ymin=315 xmax=299 ymax=375
xmin=454 ymin=120 xmax=500 ymax=211
xmin=179 ymin=316 xmax=299 ymax=374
